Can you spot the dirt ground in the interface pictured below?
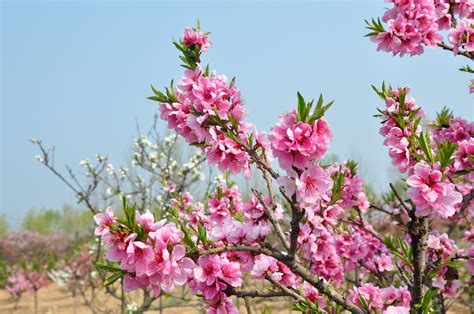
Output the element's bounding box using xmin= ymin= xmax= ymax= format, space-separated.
xmin=0 ymin=283 xmax=291 ymax=314
xmin=0 ymin=283 xmax=193 ymax=314
xmin=0 ymin=283 xmax=470 ymax=313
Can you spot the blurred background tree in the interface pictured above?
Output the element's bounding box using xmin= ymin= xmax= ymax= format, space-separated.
xmin=22 ymin=205 xmax=92 ymax=238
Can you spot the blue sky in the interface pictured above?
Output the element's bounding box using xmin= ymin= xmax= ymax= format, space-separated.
xmin=1 ymin=1 xmax=472 ymax=228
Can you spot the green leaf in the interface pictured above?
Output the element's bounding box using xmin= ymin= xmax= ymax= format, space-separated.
xmin=94 ymin=262 xmax=122 ymax=273
xmin=398 ymin=89 xmax=406 ymax=115
xmin=105 ymin=271 xmax=124 ymax=286
xmin=418 ymin=131 xmax=433 ymax=163
xmin=147 ymin=96 xmax=162 ymax=102
xmin=297 ymin=91 xmax=306 ymax=121
xmin=459 ymin=64 xmax=474 ymax=73
xmin=358 ymin=295 xmax=369 ymax=310
xmin=235 ymin=212 xmax=244 ymax=222
xmin=421 ymin=288 xmax=438 ymax=314
xmin=372 ymin=84 xmax=386 ymax=100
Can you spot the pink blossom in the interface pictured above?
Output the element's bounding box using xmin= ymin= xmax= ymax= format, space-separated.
xmin=5 ymin=270 xmax=48 ymax=298
xmin=375 ymin=254 xmax=394 ymax=272
xmin=123 ymin=274 xmax=149 ymax=293
xmin=303 ymin=282 xmax=327 ymax=310
xmin=148 ymin=243 xmax=195 ymax=292
xmin=406 ymin=161 xmax=463 ymax=218
xmin=349 ymin=284 xmax=410 ymax=311
xmin=384 ymin=306 xmax=409 ymax=314
xmin=349 ymin=283 xmax=384 ymax=310
xmin=136 ymin=209 xmax=166 ymax=233
xmin=452 ymin=138 xmax=474 ymax=180
xmin=269 ymin=110 xmax=332 ymax=170
xmin=295 ymin=164 xmax=332 ymax=204
xmin=371 ymin=0 xmax=442 ymax=56
xmin=183 ymin=27 xmax=212 ymax=53
xmin=251 ymin=254 xmax=299 ymax=288
xmin=122 ymin=234 xmax=154 ymax=276
xmin=448 ymin=19 xmax=474 ymax=54
xmin=205 ymin=128 xmax=251 ymax=177
xmin=432 ymin=117 xmax=474 ymax=144
xmin=207 ymin=294 xmax=239 ymax=314
xmin=339 ymin=163 xmax=370 ymax=212
xmin=208 ymin=185 xmax=242 ymax=224
xmin=93 ymin=207 xmax=116 ymax=236
xmin=383 ymin=127 xmax=411 ymax=172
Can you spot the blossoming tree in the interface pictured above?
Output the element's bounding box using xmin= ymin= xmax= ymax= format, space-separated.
xmin=0 ymin=232 xmax=69 ymax=312
xmin=36 ymin=1 xmax=473 ymax=313
xmin=32 ymin=126 xmax=208 ymax=312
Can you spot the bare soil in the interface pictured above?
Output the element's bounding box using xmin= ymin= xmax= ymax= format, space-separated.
xmin=0 ymin=283 xmax=469 ymax=313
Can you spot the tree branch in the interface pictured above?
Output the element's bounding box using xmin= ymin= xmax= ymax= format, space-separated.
xmin=437 ymin=42 xmax=474 ymax=60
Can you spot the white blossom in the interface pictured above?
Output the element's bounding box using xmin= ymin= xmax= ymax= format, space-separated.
xmin=79 ymin=159 xmax=90 ymax=167
xmin=106 ymin=163 xmax=115 ymax=176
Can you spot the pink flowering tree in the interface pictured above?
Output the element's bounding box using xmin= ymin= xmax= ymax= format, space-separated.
xmin=0 ymin=232 xmax=69 ymax=312
xmin=87 ymin=18 xmax=473 ymax=314
xmin=31 ymin=4 xmax=474 ymax=313
xmin=48 ymin=246 xmax=104 ymax=313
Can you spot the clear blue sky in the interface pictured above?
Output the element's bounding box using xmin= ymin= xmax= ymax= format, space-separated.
xmin=1 ymin=1 xmax=472 ymax=228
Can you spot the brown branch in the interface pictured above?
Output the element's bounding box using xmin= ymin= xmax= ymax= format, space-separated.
xmin=341 ymin=218 xmax=384 ymax=243
xmin=437 ymin=42 xmax=474 ymax=60
xmin=252 ymin=188 xmax=289 ymax=251
xmin=265 ymin=276 xmax=306 ymax=303
xmin=389 ymin=183 xmax=411 ymax=214
xmin=230 ymin=290 xmax=289 ymax=299
xmin=194 ymin=245 xmax=365 ymax=314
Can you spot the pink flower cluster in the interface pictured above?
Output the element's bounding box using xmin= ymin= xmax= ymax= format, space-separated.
xmin=372 ymin=0 xmax=442 ymax=56
xmin=348 ymin=283 xmax=410 ymax=312
xmin=454 ymin=138 xmax=474 ymax=177
xmin=208 ymin=185 xmax=242 ymax=224
xmin=406 ymin=161 xmax=463 ymax=218
xmin=449 ymin=18 xmax=474 ymax=54
xmin=339 ymin=164 xmax=370 ymax=212
xmin=170 ymin=192 xmax=210 ymax=228
xmin=371 ymin=0 xmax=474 ymax=56
xmin=336 ymin=226 xmax=394 ymax=273
xmin=278 ymin=164 xmax=333 ymax=205
xmin=269 ymin=109 xmax=332 ymax=171
xmin=183 ymin=27 xmax=212 ymax=53
xmin=191 ymin=254 xmax=242 ymax=314
xmin=95 ymin=185 xmax=287 ymax=313
xmin=158 ymin=28 xmax=266 ymax=178
xmin=95 ymin=208 xmax=195 ymax=296
xmin=427 ymin=232 xmax=462 ymax=296
xmin=432 ymin=115 xmax=473 ymax=180
xmin=250 ymin=254 xmax=299 ymax=287
xmin=378 ymin=87 xmax=423 ymax=173
xmin=432 ymin=116 xmax=474 ymax=145
xmin=298 ymin=221 xmax=345 ymax=285
xmin=278 ymin=161 xmax=391 ymax=285
xmin=303 ymin=282 xmax=328 ymax=310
